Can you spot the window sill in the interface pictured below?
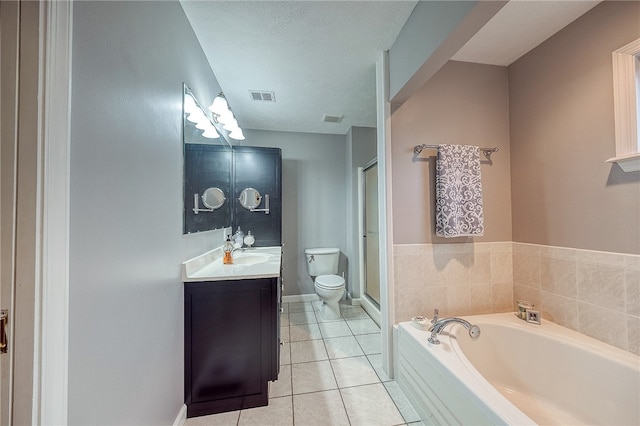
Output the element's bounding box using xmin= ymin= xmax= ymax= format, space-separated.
xmin=606 ymin=153 xmax=640 ymax=172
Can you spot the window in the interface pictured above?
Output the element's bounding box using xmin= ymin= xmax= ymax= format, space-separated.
xmin=608 ymin=37 xmax=640 ymax=172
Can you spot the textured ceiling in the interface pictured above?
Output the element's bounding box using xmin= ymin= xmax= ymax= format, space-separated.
xmin=181 ymin=0 xmax=600 ymax=136
xmin=181 ymin=1 xmax=417 ymax=135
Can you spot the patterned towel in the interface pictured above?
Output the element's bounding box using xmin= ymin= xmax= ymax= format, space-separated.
xmin=435 ymin=144 xmax=484 ymax=238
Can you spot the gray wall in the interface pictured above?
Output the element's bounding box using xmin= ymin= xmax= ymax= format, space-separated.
xmin=346 ymin=127 xmax=377 ymax=299
xmin=70 ymin=2 xmax=225 ymax=424
xmin=509 ymin=1 xmax=640 ymax=255
xmin=241 ymin=129 xmax=347 ymax=296
xmin=391 ymin=60 xmax=512 ymax=244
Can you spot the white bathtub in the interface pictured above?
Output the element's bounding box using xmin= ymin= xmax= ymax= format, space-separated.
xmin=395 ymin=313 xmax=640 ymax=425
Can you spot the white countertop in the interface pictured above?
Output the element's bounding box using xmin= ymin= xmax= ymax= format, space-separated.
xmin=182 ymin=246 xmax=282 ymax=282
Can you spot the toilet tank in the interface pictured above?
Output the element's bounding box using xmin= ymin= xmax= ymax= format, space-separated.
xmin=305 ymin=248 xmax=340 ymax=276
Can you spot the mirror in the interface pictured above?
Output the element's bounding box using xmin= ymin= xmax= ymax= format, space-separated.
xmin=183 ymin=83 xmax=232 ymax=234
xmin=238 ymin=187 xmax=262 ymax=210
xmin=202 ymin=187 xmax=226 ymax=210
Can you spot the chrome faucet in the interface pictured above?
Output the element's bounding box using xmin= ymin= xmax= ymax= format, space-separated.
xmin=427 ymin=309 xmax=481 ymax=345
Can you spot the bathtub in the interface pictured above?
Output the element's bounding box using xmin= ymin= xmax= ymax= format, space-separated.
xmin=395 ymin=313 xmax=640 ymax=425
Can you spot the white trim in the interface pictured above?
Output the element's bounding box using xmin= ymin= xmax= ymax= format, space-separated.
xmin=356 ymin=167 xmax=366 ymax=303
xmin=376 ymin=51 xmax=395 ymax=379
xmin=173 ymin=404 xmax=187 ymax=426
xmin=610 ymin=37 xmax=640 ymax=172
xmin=35 ymin=1 xmax=72 ymax=424
xmin=282 ymin=294 xmax=320 ymax=304
xmin=359 ymin=296 xmax=381 ymax=326
xmin=606 ymin=152 xmax=640 ymax=172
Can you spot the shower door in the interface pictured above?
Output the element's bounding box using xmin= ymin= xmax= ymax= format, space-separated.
xmin=363 ymin=162 xmax=380 ymax=306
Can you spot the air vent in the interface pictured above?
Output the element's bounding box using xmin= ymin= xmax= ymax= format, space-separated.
xmin=322 ymin=114 xmax=344 ymax=123
xmin=249 ymin=90 xmax=276 ymax=102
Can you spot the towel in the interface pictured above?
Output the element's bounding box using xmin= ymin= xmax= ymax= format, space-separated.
xmin=435 ymin=144 xmax=484 ymax=238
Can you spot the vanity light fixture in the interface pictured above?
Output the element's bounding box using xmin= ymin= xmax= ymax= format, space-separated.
xmin=184 ymin=88 xmax=220 ymax=140
xmin=208 ymin=93 xmax=245 ymax=140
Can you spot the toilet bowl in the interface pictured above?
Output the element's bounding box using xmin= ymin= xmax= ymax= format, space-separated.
xmin=305 ymin=248 xmax=346 ymax=321
xmin=314 ymin=274 xmax=345 ymax=320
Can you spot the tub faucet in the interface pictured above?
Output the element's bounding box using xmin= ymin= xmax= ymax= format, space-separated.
xmin=428 ymin=316 xmax=481 ymax=345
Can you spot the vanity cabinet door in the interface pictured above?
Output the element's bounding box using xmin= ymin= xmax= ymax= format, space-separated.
xmin=184 ymin=278 xmax=278 ymax=417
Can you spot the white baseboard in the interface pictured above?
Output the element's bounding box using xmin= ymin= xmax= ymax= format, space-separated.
xmin=173 ymin=404 xmax=187 ymax=426
xmin=282 ymin=293 xmax=320 ymax=303
xmin=348 ymin=297 xmax=362 ymax=306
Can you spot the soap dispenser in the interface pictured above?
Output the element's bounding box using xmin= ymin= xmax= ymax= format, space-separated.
xmin=233 ymin=226 xmax=244 ymax=248
xmin=223 ymin=235 xmax=234 ymax=264
xmin=243 ymin=230 xmax=255 ymax=248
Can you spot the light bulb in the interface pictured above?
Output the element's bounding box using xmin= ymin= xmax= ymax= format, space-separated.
xmin=223 ymin=117 xmax=238 ymax=132
xmin=209 ymin=95 xmax=229 ymax=115
xmin=183 ymin=94 xmax=198 ymax=115
xmin=229 ymin=128 xmax=245 ymax=140
xmin=202 ymin=126 xmax=220 ymax=139
xmin=217 ymin=109 xmax=234 ymax=125
xmin=195 ymin=118 xmax=210 ymax=130
xmin=186 ymin=109 xmax=206 ymax=124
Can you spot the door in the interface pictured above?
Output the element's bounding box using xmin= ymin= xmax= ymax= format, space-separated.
xmin=363 ymin=162 xmax=380 ymax=306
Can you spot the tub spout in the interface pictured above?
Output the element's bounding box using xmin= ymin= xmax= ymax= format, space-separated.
xmin=428 ymin=317 xmax=481 ymax=345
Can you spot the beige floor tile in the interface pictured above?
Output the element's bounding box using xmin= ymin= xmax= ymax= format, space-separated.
xmin=341 ymin=306 xmax=370 ymax=320
xmin=330 ymin=356 xmax=380 ymax=388
xmin=355 ymin=332 xmax=381 ymax=354
xmin=280 ymin=312 xmax=290 ymax=327
xmin=280 ymin=342 xmax=291 ymax=365
xmin=341 ymin=383 xmax=405 ymax=426
xmin=238 ymin=396 xmax=293 ymax=426
xmin=366 ymin=354 xmax=391 ymax=382
xmin=289 ymin=311 xmax=318 ymax=325
xmin=346 ymin=318 xmax=380 ymax=335
xmin=289 ymin=301 xmax=314 ymax=313
xmin=270 ymin=364 xmax=292 ymax=398
xmin=280 ymin=326 xmax=290 ymax=343
xmin=289 ymin=323 xmax=322 ymax=341
xmin=293 ymin=389 xmax=350 ymax=426
xmin=185 ymin=410 xmax=239 ymax=426
xmin=290 ymin=339 xmax=328 ymax=363
xmin=384 ymin=381 xmax=421 ymax=423
xmin=324 ymin=336 xmax=365 ymax=359
xmin=291 ymin=360 xmax=337 ymax=394
xmin=318 ymin=320 xmax=352 ymax=338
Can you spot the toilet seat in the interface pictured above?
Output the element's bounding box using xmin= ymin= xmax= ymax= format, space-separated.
xmin=315 ymin=274 xmax=345 ymax=289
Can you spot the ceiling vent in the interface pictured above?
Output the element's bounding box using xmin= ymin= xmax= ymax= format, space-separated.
xmin=249 ymin=90 xmax=276 ymax=102
xmin=322 ymin=114 xmax=344 ymax=123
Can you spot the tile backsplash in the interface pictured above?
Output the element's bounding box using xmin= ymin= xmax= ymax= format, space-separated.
xmin=513 ymin=242 xmax=639 ymax=355
xmin=393 ymin=242 xmax=514 ymax=323
xmin=393 ymin=241 xmax=640 ymax=355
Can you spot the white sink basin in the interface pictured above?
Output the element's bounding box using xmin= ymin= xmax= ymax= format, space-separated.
xmin=182 ymin=246 xmax=282 ymax=282
xmin=231 ymin=252 xmax=270 ymax=265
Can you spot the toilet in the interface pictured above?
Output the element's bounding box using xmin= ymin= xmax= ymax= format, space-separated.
xmin=305 ymin=248 xmax=345 ymax=320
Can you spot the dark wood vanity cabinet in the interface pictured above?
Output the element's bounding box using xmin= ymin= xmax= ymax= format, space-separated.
xmin=184 ymin=277 xmax=281 ymax=418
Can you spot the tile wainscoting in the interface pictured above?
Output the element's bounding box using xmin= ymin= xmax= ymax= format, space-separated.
xmin=393 ymin=241 xmax=640 ymax=355
xmin=513 ymin=242 xmax=640 ymax=355
xmin=393 ymin=242 xmax=514 ymax=323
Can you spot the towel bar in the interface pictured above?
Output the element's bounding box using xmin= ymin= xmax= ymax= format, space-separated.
xmin=414 ymin=144 xmax=499 ymax=159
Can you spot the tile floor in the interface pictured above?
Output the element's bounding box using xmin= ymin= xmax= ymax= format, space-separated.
xmin=185 ymin=301 xmax=423 ymax=426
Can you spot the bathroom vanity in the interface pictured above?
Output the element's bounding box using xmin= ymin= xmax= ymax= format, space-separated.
xmin=182 ymin=247 xmax=282 ymax=418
